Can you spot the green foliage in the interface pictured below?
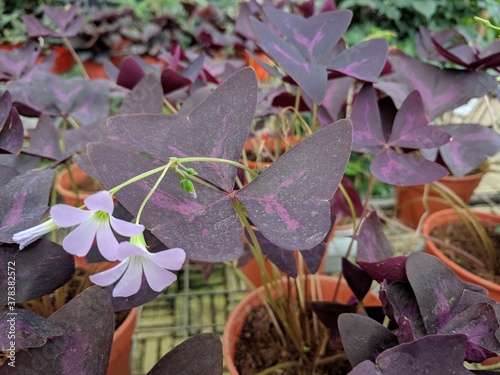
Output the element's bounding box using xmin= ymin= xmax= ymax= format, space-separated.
xmin=108 ymin=0 xmax=187 ymax=21
xmin=346 ymin=152 xmax=394 ymax=198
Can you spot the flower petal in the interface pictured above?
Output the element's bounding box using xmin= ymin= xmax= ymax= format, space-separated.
xmin=142 ymin=258 xmax=177 ymax=292
xmin=150 ymin=248 xmax=186 ymax=271
xmin=90 ymin=259 xmax=130 ymax=286
xmin=115 ymin=241 xmax=148 ymax=260
xmin=96 ymin=220 xmax=119 ymax=261
xmin=50 ymin=205 xmax=92 ymax=227
xmin=113 ymin=256 xmax=143 ymax=297
xmin=62 ymin=219 xmax=98 ymax=256
xmin=84 ymin=191 xmax=114 ymax=214
xmin=110 ymin=217 xmax=144 ymax=237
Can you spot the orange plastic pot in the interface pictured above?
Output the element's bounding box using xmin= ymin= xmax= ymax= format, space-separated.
xmin=108 ymin=307 xmax=138 ymax=375
xmin=423 ymin=208 xmax=500 ymax=302
xmin=396 ymin=173 xmax=484 ymax=228
xmin=84 ymin=60 xmax=109 ymax=80
xmin=51 ymin=46 xmax=74 ymax=73
xmin=243 ymin=51 xmax=272 ymax=82
xmin=56 ymin=164 xmax=107 ymax=207
xmin=223 ymin=275 xmax=380 ymax=374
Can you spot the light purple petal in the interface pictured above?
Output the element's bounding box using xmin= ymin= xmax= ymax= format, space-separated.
xmin=112 ymin=257 xmax=143 ymax=297
xmin=84 ymin=191 xmax=114 ymax=214
xmin=62 ymin=220 xmax=98 ymax=256
xmin=50 ymin=205 xmax=93 ymax=227
xmin=142 ymin=258 xmax=177 ymax=292
xmin=150 ymin=248 xmax=186 ymax=271
xmin=95 ymin=221 xmax=119 ymax=261
xmin=109 ymin=217 xmax=144 ymax=237
xmin=89 ymin=259 xmax=130 ymax=286
xmin=115 ymin=241 xmax=148 ymax=261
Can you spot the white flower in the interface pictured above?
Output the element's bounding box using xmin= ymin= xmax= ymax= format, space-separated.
xmin=50 ymin=191 xmax=144 ymax=261
xmin=90 ymin=234 xmax=186 ymax=297
xmin=12 ymin=219 xmax=58 ymax=250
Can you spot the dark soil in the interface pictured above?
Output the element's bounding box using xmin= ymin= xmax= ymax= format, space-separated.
xmin=431 ymin=221 xmax=500 ymax=284
xmin=234 ymin=305 xmax=351 ymax=375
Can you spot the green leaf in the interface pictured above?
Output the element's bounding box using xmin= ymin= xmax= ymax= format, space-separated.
xmin=411 ymin=1 xmax=437 ymax=19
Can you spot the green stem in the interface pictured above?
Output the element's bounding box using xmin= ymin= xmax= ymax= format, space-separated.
xmin=255 ymin=361 xmax=299 ymax=375
xmin=108 ymin=165 xmax=169 ymax=195
xmin=62 ymin=36 xmax=89 ymax=80
xmin=338 ymin=182 xmax=357 ymax=230
xmin=311 ymin=102 xmax=318 ymax=133
xmin=176 ymin=157 xmax=259 ymax=179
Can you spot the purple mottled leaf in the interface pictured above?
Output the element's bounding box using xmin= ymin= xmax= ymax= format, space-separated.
xmin=357 ymin=256 xmax=407 ymax=284
xmin=299 ymin=242 xmax=326 ymax=274
xmin=375 ymin=50 xmax=497 ymax=120
xmin=119 ymin=73 xmax=164 ymax=115
xmin=355 ymin=211 xmax=393 ymax=262
xmin=342 ymin=257 xmax=373 ymax=302
xmin=24 ymin=3 xmax=83 ymax=38
xmin=24 ymin=115 xmax=63 ymax=160
xmin=0 ymin=107 xmax=23 ymax=154
xmin=86 ymin=143 xmax=243 ymax=262
xmin=0 ymin=308 xmax=64 ymax=350
xmin=387 ymin=91 xmax=450 ymax=149
xmin=116 ymin=56 xmax=146 ymax=90
xmin=371 ymin=148 xmax=448 ymax=186
xmin=263 ymin=8 xmax=352 ymax=65
xmin=161 ymin=69 xmax=192 ymax=95
xmin=236 ymin=120 xmax=352 ymax=250
xmin=251 ymin=229 xmax=297 ymax=277
xmin=1 ymin=287 xmax=114 ymax=375
xmin=0 ymin=241 xmax=74 ymax=304
xmin=0 ymin=169 xmax=55 ymax=242
xmin=250 ymin=17 xmax=328 ymax=104
xmin=327 ymin=39 xmax=388 ymax=82
xmin=406 ymin=252 xmax=464 ymax=334
xmin=177 ymin=87 xmax=212 ymax=117
xmin=373 ymin=334 xmax=470 ymax=375
xmin=0 ymin=41 xmax=42 ymax=82
xmin=0 ymin=165 xmax=19 ymax=187
xmin=437 ymin=124 xmax=500 ymax=177
xmin=312 ymin=301 xmax=356 ymax=339
xmin=438 ymin=303 xmax=500 ymax=362
xmin=338 ymin=313 xmax=398 ymax=366
xmin=109 ymin=68 xmax=257 ymax=192
xmin=351 ymin=83 xmax=386 ymax=149
xmin=147 ymin=333 xmax=222 ymax=375
xmin=7 ymin=71 xmax=110 ymax=126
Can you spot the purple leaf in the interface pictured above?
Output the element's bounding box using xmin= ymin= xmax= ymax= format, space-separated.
xmin=375 ymin=50 xmax=497 ymax=120
xmin=109 ymin=68 xmax=257 ymax=192
xmin=299 ymin=242 xmax=326 ymax=274
xmin=1 ymin=287 xmax=114 ymax=375
xmin=437 ymin=124 xmax=500 ymax=177
xmin=161 ymin=69 xmax=192 ymax=95
xmin=357 ymin=256 xmax=407 ymax=285
xmin=0 ymin=308 xmax=64 ymax=350
xmin=0 ymin=169 xmax=55 ymax=243
xmin=0 ymin=91 xmax=11 ymax=126
xmin=406 ymin=252 xmax=464 ymax=334
xmin=0 ymin=165 xmax=19 ymax=187
xmin=327 ymin=38 xmax=388 ymax=82
xmin=338 ymin=313 xmax=398 ymax=366
xmin=147 ymin=333 xmax=222 ymax=375
xmin=236 ymin=119 xmax=352 ymax=250
xmin=342 ymin=257 xmax=373 ymax=302
xmin=0 ymin=106 xmax=24 ymax=154
xmin=44 ymin=3 xmax=81 ymax=32
xmin=0 ymin=42 xmax=42 ymax=82
xmin=116 ymin=56 xmax=146 ymax=90
xmin=24 ymin=3 xmax=83 ymax=38
xmin=355 ymin=211 xmax=393 ymax=262
xmin=252 ymin=229 xmax=297 ymax=277
xmin=118 ymin=73 xmax=164 ymax=115
xmin=311 ymin=301 xmax=357 ymax=339
xmin=0 ymin=241 xmax=74 ymax=304
xmin=348 ymin=360 xmax=381 ymax=375
xmin=331 ymin=177 xmax=363 ymax=220
xmin=24 ymin=115 xmax=63 ymax=160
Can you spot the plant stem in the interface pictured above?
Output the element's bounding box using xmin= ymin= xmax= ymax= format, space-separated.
xmin=345 ymin=82 xmax=356 ymax=118
xmin=311 ymin=102 xmax=318 ymax=133
xmin=255 ymin=361 xmax=300 ymax=375
xmin=176 ymin=156 xmax=259 ymax=179
xmin=163 ymin=98 xmax=178 ymax=114
xmin=338 ymin=182 xmax=357 ymax=229
xmin=62 ymin=36 xmax=89 ymax=80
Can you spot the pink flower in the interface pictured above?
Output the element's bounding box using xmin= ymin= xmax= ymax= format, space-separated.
xmin=50 ymin=191 xmax=144 ymax=261
xmin=90 ymin=234 xmax=186 ymax=297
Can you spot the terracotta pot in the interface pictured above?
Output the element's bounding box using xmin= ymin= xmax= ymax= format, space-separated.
xmin=243 ymin=51 xmax=272 ymax=82
xmin=84 ymin=60 xmax=109 ymax=80
xmin=56 ymin=165 xmax=106 ymax=206
xmin=51 ymin=46 xmax=74 ymax=73
xmin=223 ymin=275 xmax=380 ymax=374
xmin=108 ymin=307 xmax=138 ymax=375
xmin=423 ymin=208 xmax=500 ymax=301
xmin=396 ymin=173 xmax=484 ymax=228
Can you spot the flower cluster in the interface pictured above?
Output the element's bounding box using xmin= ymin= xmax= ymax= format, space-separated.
xmin=12 ymin=190 xmax=186 ymax=297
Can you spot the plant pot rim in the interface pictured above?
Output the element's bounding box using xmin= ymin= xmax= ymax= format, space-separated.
xmin=423 ymin=208 xmax=500 ymax=293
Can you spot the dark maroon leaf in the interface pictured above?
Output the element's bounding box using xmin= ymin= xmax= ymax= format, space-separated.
xmin=375 ymin=50 xmax=497 ymax=120
xmin=0 ymin=241 xmax=74 ymax=304
xmin=331 ymin=177 xmax=363 ymax=220
xmin=342 ymin=257 xmax=373 ymax=302
xmin=251 ymin=229 xmax=297 ymax=277
xmin=311 ymin=301 xmax=356 ymax=339
xmin=24 ymin=115 xmax=62 ymax=160
xmin=355 ymin=211 xmax=393 ymax=262
xmin=0 ymin=106 xmax=23 ymax=154
xmin=299 ymin=242 xmax=326 ymax=274
xmin=0 ymin=169 xmax=55 ymax=242
xmin=161 ymin=69 xmax=192 ymax=95
xmin=236 ymin=120 xmax=352 ymax=250
xmin=406 ymin=252 xmax=464 ymax=334
xmin=327 ymin=38 xmax=388 ymax=82
xmin=357 ymin=257 xmax=407 ymax=284
xmin=436 ymin=124 xmax=500 ymax=177
xmin=0 ymin=308 xmax=64 ymax=350
xmin=1 ymin=287 xmax=114 ymax=375
xmin=116 ymin=56 xmax=146 ymax=90
xmin=338 ymin=313 xmax=398 ymax=366
xmin=438 ymin=303 xmax=500 ymax=362
xmin=147 ymin=333 xmax=222 ymax=375
xmin=119 ymin=73 xmax=164 ymax=115
xmin=109 ymin=68 xmax=257 ymax=192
